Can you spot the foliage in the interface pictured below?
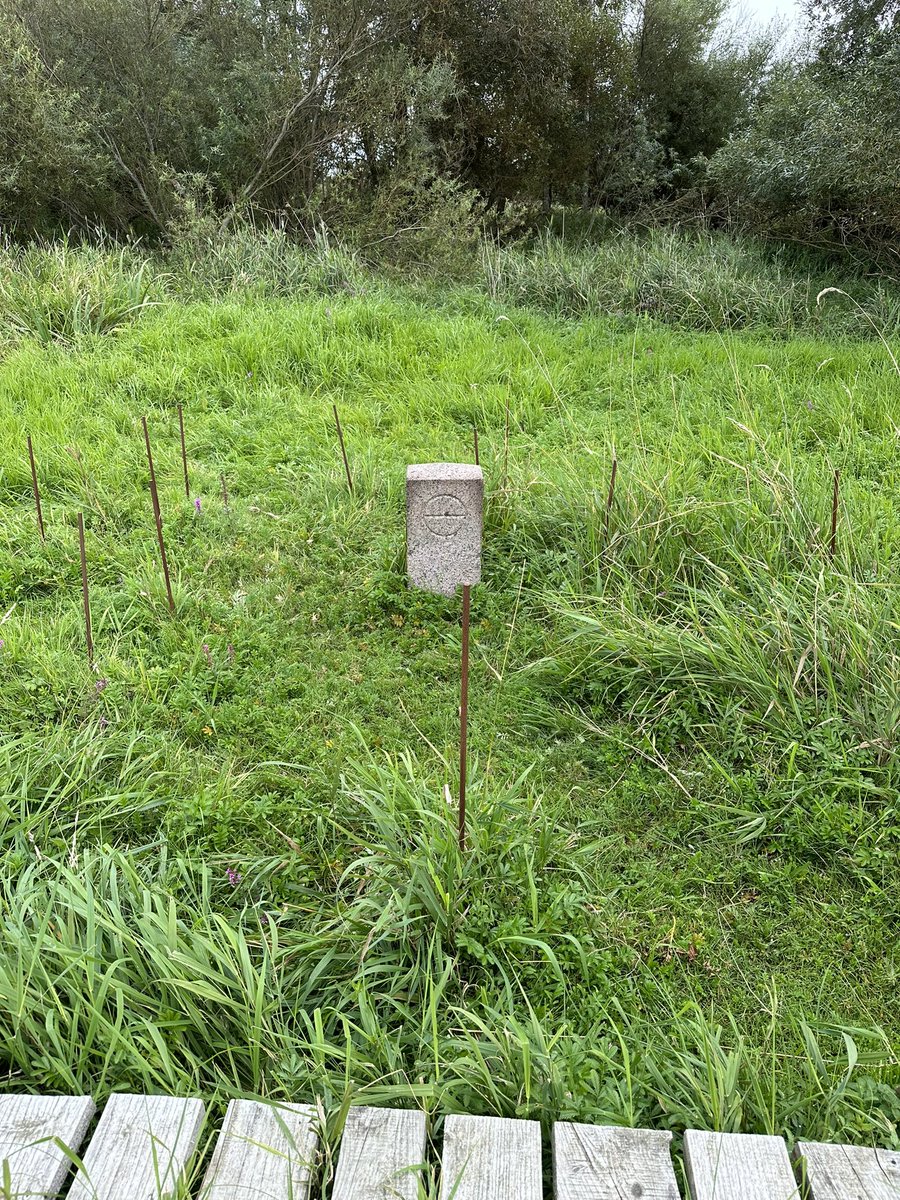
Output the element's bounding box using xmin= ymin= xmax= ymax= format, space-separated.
xmin=710 ymin=0 xmax=900 ymax=259
xmin=628 ymin=0 xmax=775 ymax=194
xmin=711 ymin=52 xmax=900 ymax=256
xmin=807 ymin=0 xmax=900 ymax=66
xmin=0 ymin=11 xmax=102 ymax=231
xmin=0 ymin=0 xmax=775 ymax=244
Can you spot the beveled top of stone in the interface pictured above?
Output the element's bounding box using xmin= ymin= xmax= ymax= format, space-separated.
xmin=407 ymin=463 xmax=484 ymax=482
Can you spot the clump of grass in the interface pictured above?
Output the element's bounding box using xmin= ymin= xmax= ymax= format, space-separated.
xmin=165 ymin=223 xmax=370 ymax=300
xmin=483 ymin=225 xmax=900 ymax=336
xmin=2 ymin=221 xmax=900 ymax=343
xmin=551 ymin=549 xmax=899 ymax=765
xmin=537 ymin=445 xmax=900 ymax=857
xmin=325 ymin=750 xmax=596 ymax=977
xmin=0 ymin=237 xmax=162 ymax=346
xmin=440 ymin=988 xmax=900 ymax=1144
xmin=0 ymin=750 xmax=598 ymax=1099
xmin=1 ymin=750 xmax=898 ymax=1147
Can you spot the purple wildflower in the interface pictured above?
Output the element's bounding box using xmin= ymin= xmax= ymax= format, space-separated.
xmin=226 ymin=866 xmax=242 ymax=888
xmin=95 ymin=678 xmax=108 ymax=694
xmin=0 ymin=639 xmax=5 ymax=650
xmin=202 ymin=643 xmax=212 ymax=666
xmin=194 ymin=497 xmax=202 ymax=513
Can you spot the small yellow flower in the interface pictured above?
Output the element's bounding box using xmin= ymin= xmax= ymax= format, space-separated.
xmin=202 ymin=726 xmax=213 ymax=736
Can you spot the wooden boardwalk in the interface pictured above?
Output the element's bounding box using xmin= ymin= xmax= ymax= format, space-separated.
xmin=1 ymin=1092 xmax=898 ymax=1198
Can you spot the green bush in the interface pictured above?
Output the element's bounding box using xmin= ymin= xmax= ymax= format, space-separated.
xmin=711 ymin=46 xmax=900 ymax=259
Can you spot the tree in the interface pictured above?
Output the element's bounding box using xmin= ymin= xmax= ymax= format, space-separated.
xmin=806 ymin=0 xmax=900 ymax=65
xmin=710 ymin=0 xmax=900 ymax=256
xmin=0 ymin=0 xmax=776 ymax=237
xmin=0 ymin=9 xmax=101 ymax=230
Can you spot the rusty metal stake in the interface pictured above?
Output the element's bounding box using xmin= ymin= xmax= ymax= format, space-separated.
xmin=142 ymin=416 xmax=176 ymax=614
xmin=474 ymin=425 xmax=480 ymax=467
xmin=503 ymin=392 xmax=510 ymax=490
xmin=829 ymin=469 xmax=839 ymax=561
xmin=604 ymin=456 xmax=618 ymax=548
xmin=333 ymin=404 xmax=354 ymax=494
xmin=78 ymin=513 xmax=93 ymax=661
xmin=27 ymin=435 xmax=45 ymax=541
xmin=459 ymin=583 xmax=471 ymax=852
xmin=177 ymin=404 xmax=190 ymax=498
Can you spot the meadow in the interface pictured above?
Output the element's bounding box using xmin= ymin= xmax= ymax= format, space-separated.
xmin=0 ymin=230 xmax=899 ymax=1184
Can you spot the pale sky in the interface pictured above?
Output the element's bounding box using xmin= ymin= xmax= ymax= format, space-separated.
xmin=729 ymin=0 xmax=806 ymax=31
xmin=727 ymin=0 xmax=807 ymax=45
xmin=743 ymin=0 xmax=804 ymax=22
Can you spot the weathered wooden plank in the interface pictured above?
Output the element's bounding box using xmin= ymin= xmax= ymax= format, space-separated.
xmin=331 ymin=1105 xmax=426 ymax=1200
xmin=200 ymin=1099 xmax=318 ymax=1200
xmin=683 ymin=1130 xmax=799 ymax=1200
xmin=67 ymin=1093 xmax=205 ymax=1200
xmin=439 ymin=1114 xmax=542 ymax=1200
xmin=794 ymin=1139 xmax=900 ymax=1199
xmin=0 ymin=1094 xmax=95 ymax=1198
xmin=553 ymin=1122 xmax=681 ymax=1199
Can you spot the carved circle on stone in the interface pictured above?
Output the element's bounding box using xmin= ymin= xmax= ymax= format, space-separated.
xmin=424 ymin=493 xmax=468 ymax=538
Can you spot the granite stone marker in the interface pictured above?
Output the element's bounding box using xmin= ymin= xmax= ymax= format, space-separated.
xmin=406 ymin=463 xmax=483 ymax=597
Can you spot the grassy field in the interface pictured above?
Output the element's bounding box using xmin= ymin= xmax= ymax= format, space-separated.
xmin=1 ymin=237 xmax=899 ymax=1172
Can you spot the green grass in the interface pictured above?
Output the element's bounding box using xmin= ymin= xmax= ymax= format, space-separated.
xmin=483 ymin=223 xmax=900 ymax=337
xmin=0 ymin=238 xmax=899 ymax=1155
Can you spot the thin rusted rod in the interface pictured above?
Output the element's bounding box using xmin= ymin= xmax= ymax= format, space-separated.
xmin=474 ymin=425 xmax=480 ymax=467
xmin=459 ymin=583 xmax=471 ymax=853
xmin=829 ymin=469 xmax=839 ymax=560
xmin=27 ymin=435 xmax=45 ymax=541
xmin=503 ymin=392 xmax=510 ymax=489
xmin=78 ymin=513 xmax=93 ymax=661
xmin=177 ymin=404 xmax=190 ymax=498
xmin=604 ymin=456 xmax=618 ymax=547
xmin=142 ymin=416 xmax=176 ymax=614
xmin=333 ymin=404 xmax=354 ymax=494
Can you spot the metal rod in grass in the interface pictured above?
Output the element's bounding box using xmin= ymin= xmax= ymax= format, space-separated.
xmin=27 ymin=435 xmax=45 ymax=541
xmin=830 ymin=468 xmax=840 ymax=561
xmin=502 ymin=391 xmax=510 ymax=490
xmin=141 ymin=416 xmax=176 ymax=614
xmin=333 ymin=403 xmax=354 ymax=494
xmin=459 ymin=582 xmax=471 ymax=852
xmin=473 ymin=424 xmax=480 ymax=467
xmin=604 ymin=455 xmax=618 ymax=549
xmin=177 ymin=403 xmax=190 ymax=498
xmin=77 ymin=513 xmax=93 ymax=662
